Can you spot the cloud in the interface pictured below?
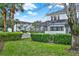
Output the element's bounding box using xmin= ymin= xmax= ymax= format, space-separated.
xmin=22 ymin=15 xmax=27 ymax=18
xmin=23 ymin=3 xmax=37 ymax=10
xmin=14 ymin=12 xmax=20 ymax=16
xmin=48 ymin=4 xmax=64 ymax=10
xmin=16 ymin=12 xmax=20 ymax=16
xmin=27 ymin=11 xmax=37 ymax=16
xmin=27 ymin=11 xmax=33 ymax=14
xmin=56 ymin=5 xmax=64 ymax=8
xmin=48 ymin=5 xmax=53 ymax=9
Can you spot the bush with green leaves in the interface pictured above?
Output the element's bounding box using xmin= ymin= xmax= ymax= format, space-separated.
xmin=0 ymin=32 xmax=23 ymax=41
xmin=52 ymin=34 xmax=71 ymax=45
xmin=31 ymin=33 xmax=71 ymax=45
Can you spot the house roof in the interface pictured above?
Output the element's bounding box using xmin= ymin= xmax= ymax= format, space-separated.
xmin=41 ymin=19 xmax=68 ymax=27
xmin=41 ymin=21 xmax=51 ymax=27
xmin=17 ymin=21 xmax=32 ymax=24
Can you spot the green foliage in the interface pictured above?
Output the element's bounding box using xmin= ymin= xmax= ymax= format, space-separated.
xmin=31 ymin=33 xmax=72 ymax=45
xmin=0 ymin=3 xmax=7 ymax=9
xmin=31 ymin=33 xmax=50 ymax=42
xmin=0 ymin=32 xmax=23 ymax=41
xmin=51 ymin=34 xmax=71 ymax=45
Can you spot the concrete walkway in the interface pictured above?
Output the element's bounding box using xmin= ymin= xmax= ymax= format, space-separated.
xmin=21 ymin=33 xmax=31 ymax=39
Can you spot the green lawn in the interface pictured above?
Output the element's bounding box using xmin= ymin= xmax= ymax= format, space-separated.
xmin=0 ymin=38 xmax=79 ymax=56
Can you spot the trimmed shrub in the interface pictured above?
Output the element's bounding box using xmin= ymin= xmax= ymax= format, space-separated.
xmin=51 ymin=34 xmax=71 ymax=45
xmin=31 ymin=33 xmax=50 ymax=42
xmin=0 ymin=32 xmax=23 ymax=41
xmin=31 ymin=33 xmax=72 ymax=45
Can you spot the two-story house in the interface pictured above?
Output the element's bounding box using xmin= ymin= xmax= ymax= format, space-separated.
xmin=44 ymin=4 xmax=79 ymax=34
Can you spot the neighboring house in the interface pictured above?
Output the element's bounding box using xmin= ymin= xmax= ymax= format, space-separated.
xmin=14 ymin=21 xmax=32 ymax=32
xmin=45 ymin=4 xmax=79 ymax=34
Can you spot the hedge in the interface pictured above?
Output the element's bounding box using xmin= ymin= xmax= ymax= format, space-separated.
xmin=31 ymin=33 xmax=72 ymax=45
xmin=0 ymin=32 xmax=23 ymax=41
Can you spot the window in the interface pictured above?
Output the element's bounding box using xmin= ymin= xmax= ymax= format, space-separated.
xmin=50 ymin=26 xmax=64 ymax=31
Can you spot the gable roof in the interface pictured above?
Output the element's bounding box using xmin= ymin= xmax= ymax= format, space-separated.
xmin=41 ymin=19 xmax=67 ymax=27
xmin=17 ymin=21 xmax=32 ymax=24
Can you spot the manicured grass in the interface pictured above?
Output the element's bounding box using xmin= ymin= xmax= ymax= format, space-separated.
xmin=0 ymin=38 xmax=79 ymax=56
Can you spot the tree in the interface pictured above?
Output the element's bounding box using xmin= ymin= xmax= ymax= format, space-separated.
xmin=58 ymin=3 xmax=79 ymax=50
xmin=0 ymin=4 xmax=8 ymax=32
xmin=10 ymin=3 xmax=24 ymax=32
xmin=32 ymin=21 xmax=42 ymax=32
xmin=0 ymin=39 xmax=4 ymax=52
xmin=0 ymin=16 xmax=3 ymax=31
xmin=4 ymin=3 xmax=24 ymax=32
xmin=66 ymin=3 xmax=79 ymax=50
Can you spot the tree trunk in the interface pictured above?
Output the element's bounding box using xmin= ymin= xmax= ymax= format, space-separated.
xmin=16 ymin=22 xmax=17 ymax=31
xmin=11 ymin=12 xmax=14 ymax=32
xmin=65 ymin=3 xmax=79 ymax=50
xmin=11 ymin=4 xmax=15 ymax=32
xmin=2 ymin=9 xmax=6 ymax=32
xmin=71 ymin=34 xmax=79 ymax=50
xmin=0 ymin=40 xmax=4 ymax=52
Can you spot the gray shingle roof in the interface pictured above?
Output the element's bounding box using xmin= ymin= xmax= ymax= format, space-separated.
xmin=41 ymin=19 xmax=67 ymax=27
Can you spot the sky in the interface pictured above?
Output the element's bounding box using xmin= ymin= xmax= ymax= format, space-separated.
xmin=14 ymin=3 xmax=64 ymax=22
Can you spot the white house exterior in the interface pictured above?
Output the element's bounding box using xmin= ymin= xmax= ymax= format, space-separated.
xmin=45 ymin=20 xmax=70 ymax=34
xmin=45 ymin=3 xmax=79 ymax=34
xmin=14 ymin=21 xmax=32 ymax=32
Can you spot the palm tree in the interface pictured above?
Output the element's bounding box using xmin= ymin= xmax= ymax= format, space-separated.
xmin=10 ymin=3 xmax=24 ymax=32
xmin=10 ymin=4 xmax=15 ymax=32
xmin=0 ymin=4 xmax=7 ymax=32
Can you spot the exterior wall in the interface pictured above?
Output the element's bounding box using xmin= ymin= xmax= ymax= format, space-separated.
xmin=7 ymin=28 xmax=12 ymax=32
xmin=59 ymin=14 xmax=68 ymax=19
xmin=45 ymin=31 xmax=66 ymax=34
xmin=25 ymin=24 xmax=32 ymax=31
xmin=45 ymin=24 xmax=67 ymax=34
xmin=65 ymin=25 xmax=70 ymax=34
xmin=14 ymin=23 xmax=32 ymax=32
xmin=0 ymin=27 xmax=2 ymax=31
xmin=14 ymin=24 xmax=20 ymax=32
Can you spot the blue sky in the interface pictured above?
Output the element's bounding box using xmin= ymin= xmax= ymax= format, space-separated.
xmin=14 ymin=3 xmax=64 ymax=22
